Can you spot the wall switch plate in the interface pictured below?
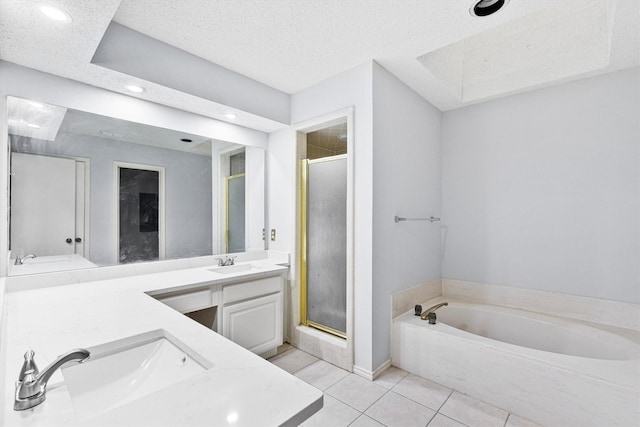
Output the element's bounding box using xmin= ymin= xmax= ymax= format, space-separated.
xmin=270 ymin=229 xmax=276 ymax=241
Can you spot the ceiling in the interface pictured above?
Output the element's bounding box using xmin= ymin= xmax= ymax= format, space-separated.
xmin=0 ymin=0 xmax=638 ymax=132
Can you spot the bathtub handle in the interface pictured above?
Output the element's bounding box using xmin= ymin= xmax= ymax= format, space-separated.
xmin=427 ymin=312 xmax=437 ymax=324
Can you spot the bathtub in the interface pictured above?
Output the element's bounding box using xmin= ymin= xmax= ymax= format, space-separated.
xmin=391 ymin=299 xmax=640 ymax=426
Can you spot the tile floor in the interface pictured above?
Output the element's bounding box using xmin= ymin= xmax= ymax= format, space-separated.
xmin=268 ymin=346 xmax=540 ymax=427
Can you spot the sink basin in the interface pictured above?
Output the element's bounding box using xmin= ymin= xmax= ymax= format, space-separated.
xmin=208 ymin=264 xmax=254 ymax=274
xmin=62 ymin=330 xmax=212 ymax=420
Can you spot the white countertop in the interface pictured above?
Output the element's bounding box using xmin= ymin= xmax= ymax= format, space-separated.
xmin=1 ymin=259 xmax=323 ymax=426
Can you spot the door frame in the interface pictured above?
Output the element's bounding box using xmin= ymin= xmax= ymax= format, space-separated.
xmin=72 ymin=156 xmax=90 ymax=258
xmin=293 ymin=107 xmax=355 ymax=366
xmin=113 ymin=161 xmax=166 ymax=263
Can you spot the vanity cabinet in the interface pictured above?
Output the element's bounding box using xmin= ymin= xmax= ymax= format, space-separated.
xmin=152 ymin=271 xmax=285 ymax=356
xmin=221 ymin=275 xmax=284 ymax=355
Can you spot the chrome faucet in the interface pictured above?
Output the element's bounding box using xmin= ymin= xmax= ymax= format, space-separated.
xmin=420 ymin=302 xmax=448 ymax=324
xmin=216 ymin=256 xmax=237 ymax=266
xmin=14 ymin=254 xmax=36 ymax=265
xmin=14 ymin=348 xmax=90 ymax=411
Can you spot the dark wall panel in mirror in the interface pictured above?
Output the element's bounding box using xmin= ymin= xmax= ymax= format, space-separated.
xmin=119 ymin=167 xmax=161 ymax=263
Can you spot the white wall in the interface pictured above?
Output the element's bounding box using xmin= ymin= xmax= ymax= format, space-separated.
xmin=371 ymin=63 xmax=442 ymax=368
xmin=441 ymin=68 xmax=640 ymax=303
xmin=283 ymin=62 xmax=374 ymax=371
xmin=280 ymin=61 xmax=444 ymax=373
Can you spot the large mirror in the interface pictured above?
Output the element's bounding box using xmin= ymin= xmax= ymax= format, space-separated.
xmin=7 ymin=96 xmax=265 ymax=276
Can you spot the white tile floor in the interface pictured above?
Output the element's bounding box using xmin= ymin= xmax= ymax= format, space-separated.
xmin=268 ymin=347 xmax=540 ymax=427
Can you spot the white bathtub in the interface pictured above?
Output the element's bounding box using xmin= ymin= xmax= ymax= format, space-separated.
xmin=391 ymin=299 xmax=640 ymax=426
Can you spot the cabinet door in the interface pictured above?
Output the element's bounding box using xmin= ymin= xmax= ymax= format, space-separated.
xmin=222 ymin=293 xmax=282 ymax=355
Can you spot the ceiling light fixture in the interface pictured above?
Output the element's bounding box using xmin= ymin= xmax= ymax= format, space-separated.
xmin=28 ymin=101 xmax=45 ymax=109
xmin=38 ymin=3 xmax=72 ymax=22
xmin=26 ymin=123 xmax=41 ymax=129
xmin=470 ymin=0 xmax=508 ymax=17
xmin=224 ymin=113 xmax=238 ymax=120
xmin=125 ymin=84 xmax=145 ymax=94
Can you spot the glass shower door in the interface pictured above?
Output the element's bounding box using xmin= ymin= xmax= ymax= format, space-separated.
xmin=302 ymin=155 xmax=347 ymax=337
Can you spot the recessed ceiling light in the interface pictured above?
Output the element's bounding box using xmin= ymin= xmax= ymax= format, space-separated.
xmin=470 ymin=0 xmax=509 ymax=17
xmin=224 ymin=113 xmax=238 ymax=120
xmin=38 ymin=3 xmax=72 ymax=22
xmin=28 ymin=101 xmax=44 ymax=109
xmin=125 ymin=84 xmax=145 ymax=93
xmin=26 ymin=123 xmax=41 ymax=129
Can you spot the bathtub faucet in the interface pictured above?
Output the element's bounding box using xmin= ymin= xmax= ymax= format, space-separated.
xmin=14 ymin=254 xmax=36 ymax=265
xmin=421 ymin=302 xmax=448 ymax=324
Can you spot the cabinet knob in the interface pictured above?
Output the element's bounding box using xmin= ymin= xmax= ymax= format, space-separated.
xmin=65 ymin=238 xmax=72 ymax=244
xmin=75 ymin=237 xmax=82 ymax=243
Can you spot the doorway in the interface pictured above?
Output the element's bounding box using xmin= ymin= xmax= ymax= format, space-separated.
xmin=115 ymin=162 xmax=165 ymax=264
xmin=300 ymin=119 xmax=349 ymax=338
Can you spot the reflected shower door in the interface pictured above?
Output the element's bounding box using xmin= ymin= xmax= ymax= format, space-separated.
xmin=226 ymin=173 xmax=245 ymax=253
xmin=304 ymin=155 xmax=347 ymax=337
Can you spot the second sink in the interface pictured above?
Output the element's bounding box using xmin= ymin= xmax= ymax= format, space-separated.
xmin=208 ymin=264 xmax=254 ymax=274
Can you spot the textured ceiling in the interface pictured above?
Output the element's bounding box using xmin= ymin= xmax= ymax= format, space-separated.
xmin=0 ymin=0 xmax=638 ymax=132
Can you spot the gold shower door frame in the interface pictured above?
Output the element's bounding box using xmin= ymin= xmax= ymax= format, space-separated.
xmin=299 ymin=157 xmax=347 ymax=340
xmin=225 ymin=173 xmax=245 ymax=253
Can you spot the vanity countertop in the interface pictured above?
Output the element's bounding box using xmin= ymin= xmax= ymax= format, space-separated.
xmin=0 ymin=260 xmax=323 ymax=426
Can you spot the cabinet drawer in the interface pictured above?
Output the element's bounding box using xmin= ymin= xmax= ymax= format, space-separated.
xmin=222 ymin=276 xmax=282 ymax=304
xmin=158 ymin=289 xmax=213 ymax=313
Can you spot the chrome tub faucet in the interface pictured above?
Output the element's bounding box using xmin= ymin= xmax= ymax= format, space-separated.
xmin=14 ymin=254 xmax=36 ymax=265
xmin=420 ymin=302 xmax=448 ymax=324
xmin=14 ymin=348 xmax=90 ymax=411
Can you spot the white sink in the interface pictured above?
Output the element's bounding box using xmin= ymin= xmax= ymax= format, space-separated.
xmin=208 ymin=264 xmax=254 ymax=274
xmin=62 ymin=330 xmax=212 ymax=420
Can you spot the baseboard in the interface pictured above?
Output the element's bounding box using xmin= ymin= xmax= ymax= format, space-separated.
xmin=353 ymin=359 xmax=391 ymax=381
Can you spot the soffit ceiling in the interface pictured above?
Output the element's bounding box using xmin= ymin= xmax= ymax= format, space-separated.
xmin=0 ymin=0 xmax=638 ymax=132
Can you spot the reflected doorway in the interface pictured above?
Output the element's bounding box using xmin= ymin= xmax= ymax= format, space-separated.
xmin=115 ymin=162 xmax=165 ymax=264
xmin=224 ymin=150 xmax=246 ymax=253
xmin=10 ymin=152 xmax=89 ymax=258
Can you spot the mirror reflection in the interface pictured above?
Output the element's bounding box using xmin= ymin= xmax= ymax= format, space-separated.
xmin=7 ymin=96 xmax=265 ymax=276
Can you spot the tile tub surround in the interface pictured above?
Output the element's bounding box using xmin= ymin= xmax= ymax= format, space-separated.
xmin=443 ymin=279 xmax=640 ymax=331
xmin=269 ymin=347 xmax=540 ymax=427
xmin=391 ymin=278 xmax=442 ymax=319
xmin=392 ymin=298 xmax=640 ymax=426
xmin=0 ymin=260 xmax=321 ymax=426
